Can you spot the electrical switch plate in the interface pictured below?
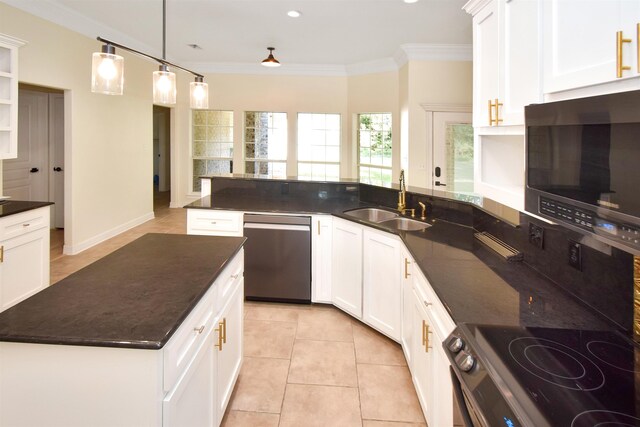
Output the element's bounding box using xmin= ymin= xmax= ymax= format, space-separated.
xmin=568 ymin=240 xmax=582 ymax=271
xmin=528 ymin=223 xmax=544 ymax=249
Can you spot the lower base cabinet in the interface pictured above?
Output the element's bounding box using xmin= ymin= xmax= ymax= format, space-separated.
xmin=0 ymin=249 xmax=244 ymax=427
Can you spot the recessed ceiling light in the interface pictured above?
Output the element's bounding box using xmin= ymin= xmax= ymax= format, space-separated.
xmin=287 ymin=10 xmax=302 ymax=18
xmin=403 ymin=0 xmax=419 ymax=3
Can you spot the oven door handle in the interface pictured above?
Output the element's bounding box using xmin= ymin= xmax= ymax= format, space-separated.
xmin=450 ymin=366 xmax=475 ymax=427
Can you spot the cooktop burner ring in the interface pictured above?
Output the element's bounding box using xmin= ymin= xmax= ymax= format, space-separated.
xmin=586 ymin=340 xmax=640 ymax=373
xmin=571 ymin=409 xmax=640 ymax=427
xmin=509 ymin=337 xmax=605 ymax=391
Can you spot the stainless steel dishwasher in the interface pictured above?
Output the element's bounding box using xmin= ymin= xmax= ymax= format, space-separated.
xmin=243 ymin=214 xmax=311 ymax=303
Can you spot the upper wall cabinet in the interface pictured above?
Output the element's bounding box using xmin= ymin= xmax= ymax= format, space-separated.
xmin=466 ymin=0 xmax=541 ymax=128
xmin=0 ymin=34 xmax=26 ymax=160
xmin=543 ymin=1 xmax=640 ymax=94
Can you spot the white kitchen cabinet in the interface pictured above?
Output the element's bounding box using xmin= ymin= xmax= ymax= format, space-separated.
xmin=409 ymin=271 xmax=455 ymax=427
xmin=187 ymin=209 xmax=243 ymax=236
xmin=0 ymin=34 xmax=25 ymax=160
xmin=363 ymin=227 xmax=402 ymax=341
xmin=400 ymin=246 xmax=414 ymax=366
xmin=312 ymin=215 xmax=332 ymax=303
xmin=215 ymin=277 xmax=243 ymax=426
xmin=331 ymin=217 xmax=363 ymax=318
xmin=0 ymin=206 xmax=50 ymax=312
xmin=163 ymin=327 xmax=216 ymax=427
xmin=543 ymin=0 xmax=640 ymax=94
xmin=466 ymin=0 xmax=541 ymax=128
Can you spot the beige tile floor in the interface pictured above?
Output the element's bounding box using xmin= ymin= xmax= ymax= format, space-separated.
xmin=49 ymin=192 xmax=428 ymax=427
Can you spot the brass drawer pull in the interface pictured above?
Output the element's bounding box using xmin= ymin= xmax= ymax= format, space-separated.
xmin=488 ymin=99 xmax=494 ymax=126
xmin=422 ymin=320 xmax=427 ymax=346
xmin=193 ymin=325 xmax=205 ymax=334
xmin=404 ymin=258 xmax=411 ymax=279
xmin=0 ymin=245 xmax=4 ymax=263
xmin=22 ymin=223 xmax=30 ymax=227
xmin=494 ymin=98 xmax=503 ymax=125
xmin=617 ymin=30 xmax=632 ymax=78
xmin=221 ymin=317 xmax=227 ymax=344
xmin=424 ymin=323 xmax=432 ymax=352
xmin=215 ymin=321 xmax=224 ymax=351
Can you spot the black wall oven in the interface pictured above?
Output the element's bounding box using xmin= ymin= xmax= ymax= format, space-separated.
xmin=525 ymin=90 xmax=640 ymax=254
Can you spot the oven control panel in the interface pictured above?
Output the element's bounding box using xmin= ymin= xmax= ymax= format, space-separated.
xmin=539 ymin=196 xmax=640 ymax=249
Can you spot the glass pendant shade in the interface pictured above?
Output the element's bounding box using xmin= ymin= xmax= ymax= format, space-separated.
xmin=91 ymin=45 xmax=124 ymax=95
xmin=190 ymin=77 xmax=209 ymax=109
xmin=153 ymin=65 xmax=176 ymax=105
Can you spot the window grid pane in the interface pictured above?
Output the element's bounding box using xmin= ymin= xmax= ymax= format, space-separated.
xmin=192 ymin=110 xmax=234 ymax=192
xmin=297 ymin=113 xmax=341 ymax=179
xmin=245 ymin=112 xmax=288 ymax=178
xmin=358 ymin=113 xmax=392 ymax=186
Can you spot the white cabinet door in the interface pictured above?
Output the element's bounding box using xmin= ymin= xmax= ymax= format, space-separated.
xmin=411 ymin=285 xmax=434 ymax=426
xmin=472 ymin=0 xmax=501 ymax=127
xmin=163 ymin=328 xmax=216 ymax=427
xmin=401 ymin=246 xmax=414 ymax=367
xmin=501 ymin=0 xmax=541 ymax=125
xmin=363 ymin=228 xmax=402 ymax=342
xmin=543 ymin=0 xmax=630 ymax=93
xmin=312 ymin=215 xmax=332 ymax=303
xmin=331 ymin=217 xmax=363 ymax=318
xmin=216 ymin=279 xmax=244 ymax=426
xmin=0 ymin=226 xmax=49 ymax=312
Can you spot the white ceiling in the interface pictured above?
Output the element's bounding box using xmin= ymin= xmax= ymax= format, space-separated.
xmin=5 ymin=0 xmax=472 ymax=74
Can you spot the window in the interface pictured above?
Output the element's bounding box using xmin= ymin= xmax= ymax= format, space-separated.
xmin=358 ymin=113 xmax=392 ymax=186
xmin=244 ymin=112 xmax=287 ymax=178
xmin=192 ymin=110 xmax=233 ymax=192
xmin=297 ymin=113 xmax=341 ymax=180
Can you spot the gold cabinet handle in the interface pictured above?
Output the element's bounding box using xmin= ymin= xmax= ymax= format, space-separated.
xmin=617 ymin=30 xmax=632 ymax=78
xmin=422 ymin=320 xmax=427 ymax=346
xmin=404 ymin=258 xmax=411 ymax=279
xmin=215 ymin=321 xmax=224 ymax=351
xmin=494 ymin=98 xmax=503 ymax=125
xmin=317 ymin=221 xmax=321 ymax=235
xmin=488 ymin=99 xmax=494 ymax=126
xmin=222 ymin=317 xmax=227 ymax=344
xmin=424 ymin=323 xmax=432 ymax=352
xmin=0 ymin=245 xmax=4 ymax=263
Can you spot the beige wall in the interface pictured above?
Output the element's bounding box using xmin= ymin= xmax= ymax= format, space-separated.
xmin=0 ymin=2 xmax=156 ymax=254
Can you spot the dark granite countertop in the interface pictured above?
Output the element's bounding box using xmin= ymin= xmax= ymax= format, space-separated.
xmin=0 ymin=233 xmax=246 ymax=349
xmin=0 ymin=200 xmax=53 ymax=217
xmin=187 ymin=195 xmax=611 ymax=331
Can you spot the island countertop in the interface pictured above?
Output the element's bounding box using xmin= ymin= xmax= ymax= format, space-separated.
xmin=0 ymin=233 xmax=246 ymax=349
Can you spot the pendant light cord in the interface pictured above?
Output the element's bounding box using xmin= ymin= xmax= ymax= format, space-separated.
xmin=162 ymin=0 xmax=166 ymax=60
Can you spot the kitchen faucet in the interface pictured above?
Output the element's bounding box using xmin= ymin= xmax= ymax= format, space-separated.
xmin=397 ymin=170 xmax=415 ymax=216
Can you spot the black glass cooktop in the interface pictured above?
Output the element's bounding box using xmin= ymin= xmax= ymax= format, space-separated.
xmin=472 ymin=325 xmax=640 ymax=426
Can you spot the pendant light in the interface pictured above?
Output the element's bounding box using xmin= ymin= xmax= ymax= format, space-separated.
xmin=261 ymin=47 xmax=281 ymax=67
xmin=91 ymin=43 xmax=124 ymax=95
xmin=91 ymin=0 xmax=209 ymax=109
xmin=190 ymin=76 xmax=209 ymax=109
xmin=153 ymin=0 xmax=176 ymax=105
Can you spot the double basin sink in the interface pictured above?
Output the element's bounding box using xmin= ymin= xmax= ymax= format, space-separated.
xmin=343 ymin=207 xmax=431 ymax=231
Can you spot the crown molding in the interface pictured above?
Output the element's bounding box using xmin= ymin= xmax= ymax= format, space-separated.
xmin=400 ymin=43 xmax=472 ymax=62
xmin=462 ymin=0 xmax=493 ymax=16
xmin=345 ymin=58 xmax=398 ymax=76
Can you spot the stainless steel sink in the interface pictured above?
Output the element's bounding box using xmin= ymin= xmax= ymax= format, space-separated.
xmin=344 ymin=207 xmax=399 ymax=223
xmin=379 ymin=217 xmax=431 ymax=231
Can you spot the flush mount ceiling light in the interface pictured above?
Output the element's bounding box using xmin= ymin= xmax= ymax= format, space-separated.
xmin=90 ymin=0 xmax=209 ymax=108
xmin=403 ymin=0 xmax=419 ymax=3
xmin=261 ymin=47 xmax=281 ymax=68
xmin=287 ymin=10 xmax=302 ymax=17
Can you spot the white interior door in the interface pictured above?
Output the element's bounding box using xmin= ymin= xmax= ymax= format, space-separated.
xmin=3 ymin=89 xmax=49 ymax=202
xmin=432 ymin=112 xmax=473 ymax=192
xmin=49 ymin=93 xmax=64 ymax=228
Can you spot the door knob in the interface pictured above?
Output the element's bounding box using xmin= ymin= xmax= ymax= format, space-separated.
xmin=435 ymin=181 xmax=446 ymax=187
xmin=53 ymin=167 xmax=63 ymax=172
xmin=29 ymin=168 xmax=39 ymax=173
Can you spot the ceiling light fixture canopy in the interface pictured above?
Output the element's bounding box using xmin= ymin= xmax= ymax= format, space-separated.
xmin=90 ymin=0 xmax=208 ymax=108
xmin=261 ymin=47 xmax=281 ymax=68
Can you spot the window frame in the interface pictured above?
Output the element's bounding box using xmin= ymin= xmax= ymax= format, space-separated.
xmin=296 ymin=112 xmax=342 ymax=181
xmin=357 ymin=112 xmax=393 ymax=186
xmin=191 ymin=110 xmax=234 ymax=193
xmin=243 ymin=111 xmax=288 ymax=178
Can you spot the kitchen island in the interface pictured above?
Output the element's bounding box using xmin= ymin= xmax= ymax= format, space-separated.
xmin=0 ymin=233 xmax=245 ymax=427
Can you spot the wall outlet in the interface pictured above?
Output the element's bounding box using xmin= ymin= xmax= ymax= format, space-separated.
xmin=568 ymin=240 xmax=582 ymax=271
xmin=528 ymin=223 xmax=544 ymax=249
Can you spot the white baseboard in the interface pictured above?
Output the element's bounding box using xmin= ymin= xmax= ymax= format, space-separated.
xmin=63 ymin=212 xmax=155 ymax=255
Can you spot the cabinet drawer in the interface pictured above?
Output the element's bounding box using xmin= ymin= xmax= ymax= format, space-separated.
xmin=216 ymin=249 xmax=244 ymax=312
xmin=163 ymin=283 xmax=217 ymax=392
xmin=187 ymin=209 xmax=242 ymax=236
xmin=0 ymin=207 xmax=49 ymax=240
xmin=413 ymin=270 xmax=455 ymax=341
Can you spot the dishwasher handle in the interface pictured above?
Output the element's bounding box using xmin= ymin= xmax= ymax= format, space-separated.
xmin=244 ymin=223 xmax=310 ymax=232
